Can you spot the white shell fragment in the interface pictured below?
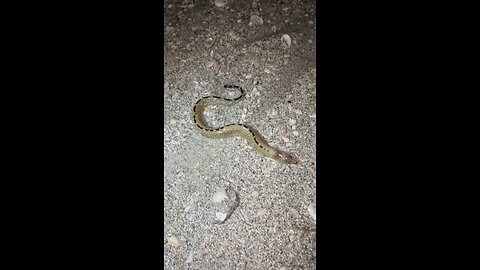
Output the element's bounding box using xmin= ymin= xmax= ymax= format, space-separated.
xmin=212 ymin=188 xmax=228 ymax=203
xmin=214 ymin=0 xmax=227 ymax=8
xmin=215 ymin=211 xmax=227 ymax=222
xmin=211 ymin=187 xmax=239 ymax=224
xmin=167 ymin=235 xmax=182 ymax=247
xmin=281 ymin=34 xmax=292 ymax=48
xmin=307 ymin=203 xmax=316 ymax=222
xmin=249 ymin=15 xmax=264 ymax=26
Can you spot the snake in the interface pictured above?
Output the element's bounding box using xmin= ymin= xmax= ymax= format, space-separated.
xmin=193 ymin=84 xmax=298 ymax=164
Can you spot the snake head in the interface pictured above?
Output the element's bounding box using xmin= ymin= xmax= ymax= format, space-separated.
xmin=276 ymin=150 xmax=299 ymax=165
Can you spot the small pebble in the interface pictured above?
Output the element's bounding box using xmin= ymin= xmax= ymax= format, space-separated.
xmin=293 ymin=131 xmax=299 ymax=136
xmin=249 ymin=15 xmax=264 ymax=26
xmin=292 ymin=125 xmax=296 ymax=130
xmin=214 ymin=0 xmax=228 ymax=8
xmin=294 ymin=109 xmax=303 ymax=115
xmin=307 ymin=203 xmax=316 ymax=222
xmin=252 ymin=190 xmax=260 ymax=197
xmin=167 ymin=236 xmax=182 ymax=247
xmin=186 ymin=250 xmax=194 ymax=263
xmin=283 ymin=137 xmax=289 ymax=143
xmin=264 ymin=67 xmax=272 ymax=74
xmin=204 ymin=37 xmax=215 ymax=48
xmin=206 ymin=61 xmax=216 ymax=68
xmin=256 ymin=208 xmax=267 ymax=217
xmin=281 ymin=34 xmax=292 ymax=48
xmin=289 ymin=119 xmax=296 ymax=125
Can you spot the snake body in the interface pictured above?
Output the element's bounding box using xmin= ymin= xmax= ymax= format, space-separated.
xmin=193 ymin=85 xmax=298 ymax=164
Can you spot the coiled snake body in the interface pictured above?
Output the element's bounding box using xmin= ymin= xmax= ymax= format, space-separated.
xmin=193 ymin=85 xmax=298 ymax=164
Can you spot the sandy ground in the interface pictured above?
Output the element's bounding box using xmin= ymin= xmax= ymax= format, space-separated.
xmin=164 ymin=0 xmax=316 ymax=269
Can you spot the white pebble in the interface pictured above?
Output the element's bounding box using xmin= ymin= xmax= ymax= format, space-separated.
xmin=281 ymin=34 xmax=292 ymax=48
xmin=215 ymin=211 xmax=227 ymax=222
xmin=289 ymin=119 xmax=296 ymax=125
xmin=214 ymin=0 xmax=228 ymax=8
xmin=293 ymin=131 xmax=299 ymax=136
xmin=186 ymin=250 xmax=194 ymax=263
xmin=252 ymin=87 xmax=260 ymax=96
xmin=307 ymin=203 xmax=316 ymax=222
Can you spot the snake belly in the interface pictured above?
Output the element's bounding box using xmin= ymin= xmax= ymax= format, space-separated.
xmin=192 ymin=85 xmax=298 ymax=164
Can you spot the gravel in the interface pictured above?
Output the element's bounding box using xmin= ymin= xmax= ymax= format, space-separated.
xmin=164 ymin=0 xmax=316 ymax=269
